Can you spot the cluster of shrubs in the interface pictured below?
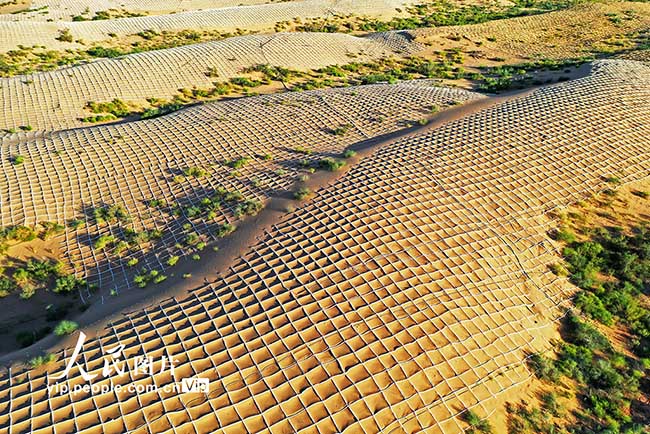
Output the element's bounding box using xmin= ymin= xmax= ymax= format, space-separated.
xmin=0 ymin=258 xmax=86 ymax=299
xmin=0 ymin=221 xmax=65 ymax=254
xmin=133 ymin=269 xmax=166 ymax=288
xmin=86 ymin=99 xmax=131 ymax=118
xmin=94 ymin=227 xmax=162 ymax=254
xmin=92 ymin=204 xmax=130 ymax=225
xmin=560 ymin=225 xmax=650 ymax=357
xmin=296 ymin=0 xmax=578 ymax=34
xmin=526 ymin=221 xmax=650 ymax=432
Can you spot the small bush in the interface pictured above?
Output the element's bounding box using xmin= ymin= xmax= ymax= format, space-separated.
xmin=331 ymin=124 xmax=351 ymax=136
xmin=342 ymin=150 xmax=357 ymax=158
xmin=29 ymin=353 xmax=57 ymax=368
xmin=12 ymin=155 xmax=25 ymax=165
xmin=318 ymin=158 xmax=346 ymax=172
xmin=528 ymin=353 xmax=561 ymax=383
xmin=56 ymin=28 xmax=73 ymax=42
xmin=94 ymin=234 xmax=116 ymax=250
xmin=40 ymin=221 xmax=64 ymax=240
xmin=225 ymin=157 xmax=250 ymax=169
xmin=166 ymin=256 xmax=179 ymax=266
xmin=234 ymin=199 xmax=263 ymax=217
xmin=215 ymin=223 xmax=235 ymax=238
xmin=54 ymin=275 xmax=85 ymax=294
xmin=294 ymin=187 xmax=311 ymax=200
xmin=462 ymin=410 xmax=492 ymax=433
xmin=86 ymin=99 xmax=130 ymax=117
xmin=54 ymin=320 xmax=78 ymax=336
xmin=93 ymin=205 xmax=129 ymax=224
xmin=183 ymin=166 xmax=208 ymax=178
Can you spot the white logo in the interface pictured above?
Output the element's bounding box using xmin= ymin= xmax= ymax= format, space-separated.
xmin=47 ymin=331 xmax=205 ymax=395
xmin=181 ymin=377 xmax=210 ymax=393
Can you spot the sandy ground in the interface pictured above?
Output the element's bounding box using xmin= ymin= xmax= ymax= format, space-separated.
xmin=0 ymin=80 xmax=483 ymax=354
xmin=0 ymin=2 xmax=647 ymax=133
xmin=0 ymin=0 xmax=414 ymax=52
xmin=411 ymin=1 xmax=650 ymax=61
xmin=0 ymin=59 xmax=648 ymax=433
xmin=0 ymin=0 xmax=300 ymax=21
xmin=0 ymin=31 xmax=411 ymax=132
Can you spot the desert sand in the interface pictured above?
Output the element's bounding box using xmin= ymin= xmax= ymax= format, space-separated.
xmin=1 ymin=59 xmax=648 ymax=433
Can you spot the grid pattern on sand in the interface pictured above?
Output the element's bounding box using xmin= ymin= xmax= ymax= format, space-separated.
xmin=1 ymin=59 xmax=649 ymax=433
xmin=0 ymin=0 xmax=300 ymax=22
xmin=0 ymin=31 xmax=414 ymax=132
xmin=409 ymin=2 xmax=650 ymax=60
xmin=0 ymin=80 xmax=481 ymax=294
xmin=0 ymin=0 xmax=413 ymax=51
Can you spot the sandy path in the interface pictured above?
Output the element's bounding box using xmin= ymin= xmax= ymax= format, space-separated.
xmin=0 ymin=59 xmax=648 ymax=433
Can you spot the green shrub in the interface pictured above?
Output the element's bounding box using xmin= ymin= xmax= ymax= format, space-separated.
xmin=225 ymin=157 xmax=250 ymax=169
xmin=94 ymin=234 xmax=116 ymax=250
xmin=215 ymin=223 xmax=235 ymax=238
xmin=294 ymin=187 xmax=311 ymax=200
xmin=86 ymin=99 xmax=130 ymax=117
xmin=462 ymin=410 xmax=492 ymax=433
xmin=54 ymin=275 xmax=85 ymax=294
xmin=183 ymin=166 xmax=208 ymax=178
xmin=93 ymin=204 xmax=129 ymax=224
xmin=140 ymin=102 xmax=181 ymax=119
xmin=54 ymin=320 xmax=78 ymax=336
xmin=2 ymin=225 xmax=37 ymax=242
xmin=12 ymin=155 xmax=24 ymax=165
xmin=166 ymin=256 xmax=179 ymax=266
xmin=56 ymin=29 xmax=73 ymax=42
xmin=528 ymin=353 xmax=561 ymax=383
xmin=234 ymin=199 xmax=263 ymax=217
xmin=318 ymin=158 xmax=346 ymax=172
xmin=0 ymin=277 xmax=14 ymax=297
xmin=80 ymin=114 xmax=116 ymax=123
xmin=40 ymin=221 xmax=64 ymax=240
xmin=343 ymin=150 xmax=357 ymax=158
xmin=331 ymin=124 xmax=351 ymax=135
xmin=575 ymin=291 xmax=613 ymax=325
xmin=29 ymin=353 xmax=57 ymax=368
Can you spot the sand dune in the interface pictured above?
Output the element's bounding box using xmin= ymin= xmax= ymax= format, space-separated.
xmin=0 ymin=0 xmax=412 ymax=52
xmin=1 ymin=59 xmax=648 ymax=433
xmin=0 ymin=0 xmax=296 ymax=21
xmin=0 ymin=31 xmax=416 ymax=132
xmin=0 ymin=80 xmax=480 ymax=297
xmin=410 ymin=2 xmax=650 ymax=60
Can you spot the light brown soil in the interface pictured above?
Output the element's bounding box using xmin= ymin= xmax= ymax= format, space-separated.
xmin=0 ymin=59 xmax=648 ymax=433
xmin=0 ymin=0 xmax=30 ymax=14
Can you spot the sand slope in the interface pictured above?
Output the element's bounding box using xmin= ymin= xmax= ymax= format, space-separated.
xmin=0 ymin=0 xmax=295 ymax=21
xmin=410 ymin=2 xmax=650 ymax=60
xmin=0 ymin=31 xmax=416 ymax=132
xmin=0 ymin=0 xmax=412 ymax=51
xmin=0 ymin=81 xmax=481 ymax=296
xmin=1 ymin=59 xmax=648 ymax=433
